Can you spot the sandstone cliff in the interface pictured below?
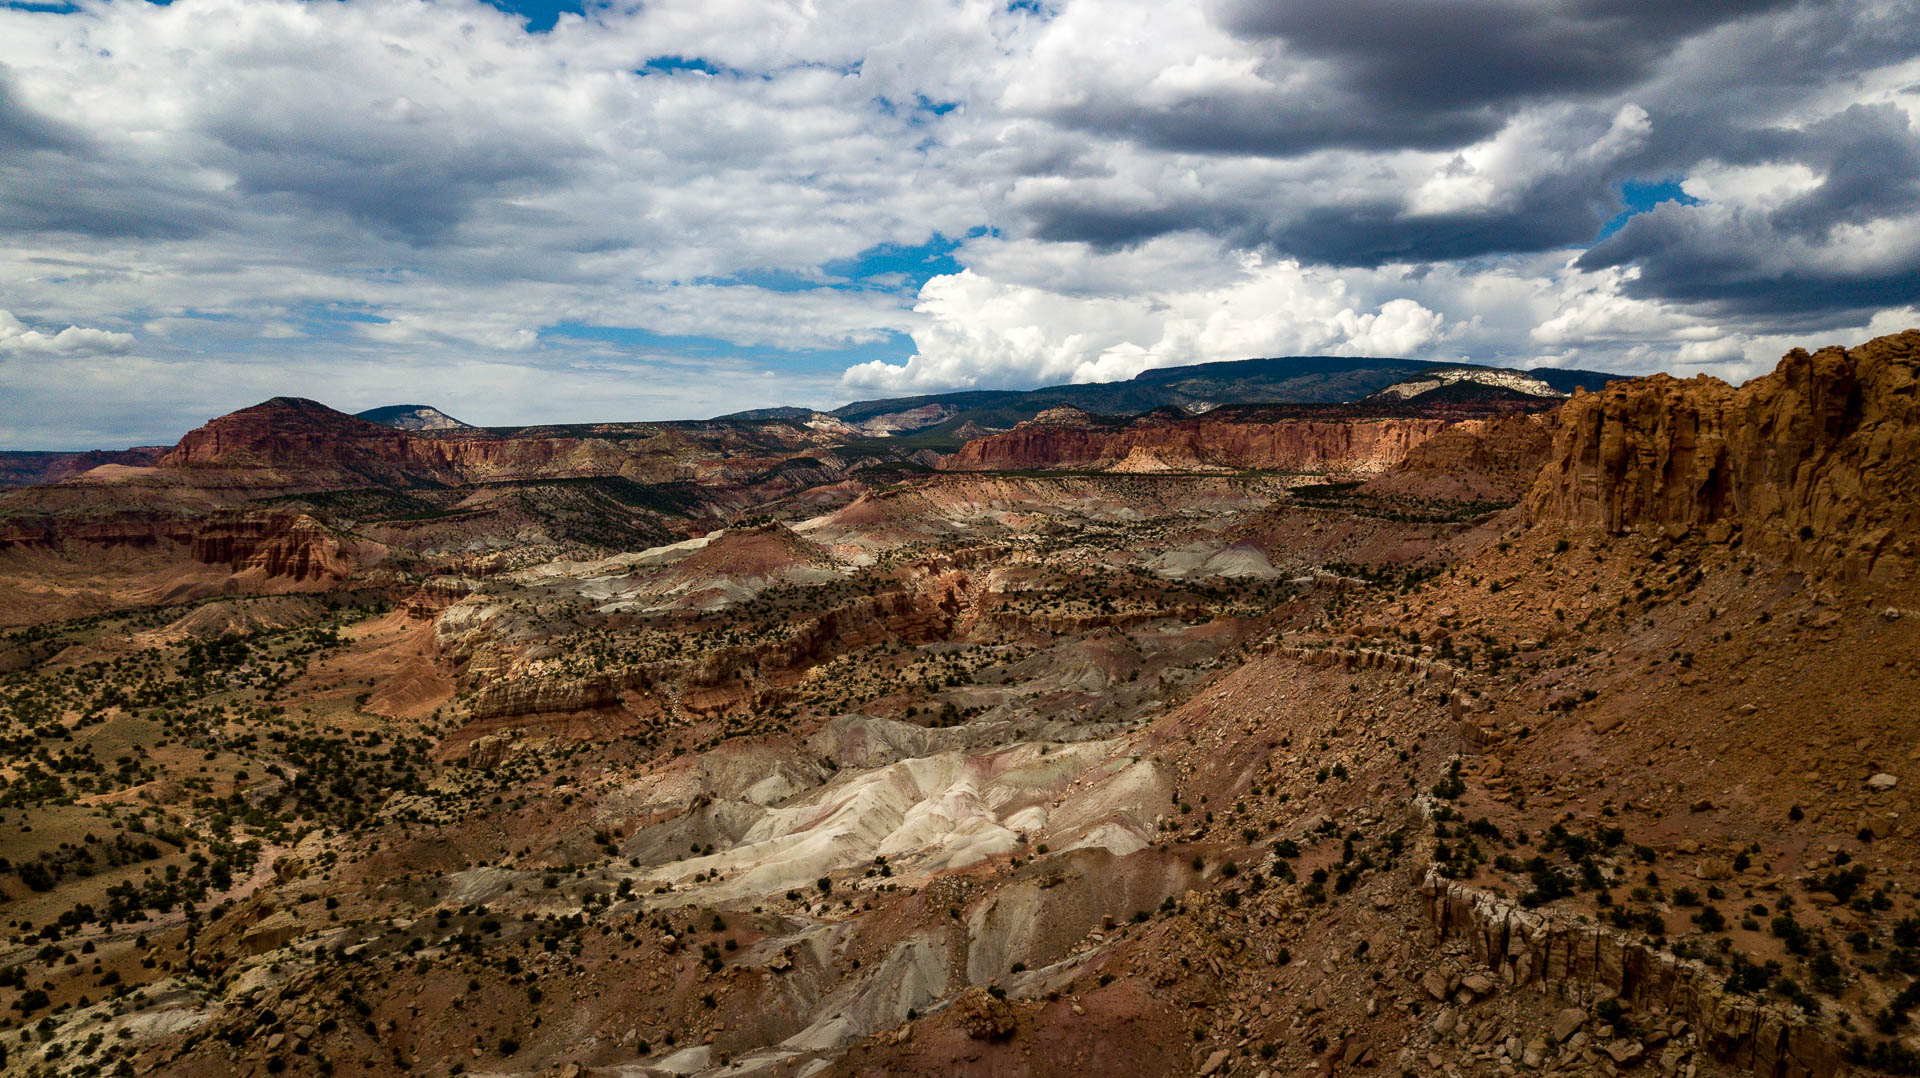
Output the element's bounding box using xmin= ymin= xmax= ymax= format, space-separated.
xmin=158 ymin=396 xmax=849 ymax=494
xmin=0 ymin=446 xmax=168 ymax=489
xmin=160 ymin=397 xmax=468 ymax=489
xmin=942 ymin=410 xmax=1452 ymax=474
xmin=0 ymin=507 xmax=370 ymax=586
xmin=1525 ymin=330 xmax=1920 ymax=588
xmin=186 ymin=511 xmax=367 ymax=584
xmin=1421 ymin=871 xmax=1846 ymax=1078
xmin=1361 ymin=413 xmax=1555 ymax=503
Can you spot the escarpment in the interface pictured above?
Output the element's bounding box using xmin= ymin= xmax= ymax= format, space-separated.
xmin=1525 ymin=331 xmax=1920 ymax=588
xmin=186 ymin=512 xmax=367 ymax=583
xmin=0 ymin=507 xmax=366 ymax=584
xmin=454 ymin=573 xmax=973 ymax=724
xmin=1423 ymin=872 xmax=1848 ymax=1078
xmin=942 ymin=410 xmax=1453 ymax=473
xmin=158 ymin=396 xmax=848 ymax=494
xmin=1361 ymin=413 xmax=1555 ymax=503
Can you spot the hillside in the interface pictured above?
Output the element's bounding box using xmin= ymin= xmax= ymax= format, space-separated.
xmin=355 ymin=404 xmax=474 ymax=431
xmin=0 ymin=446 xmax=168 ymax=489
xmin=785 ymin=355 xmax=1624 ymax=437
xmin=0 ymin=333 xmax=1913 ymax=1078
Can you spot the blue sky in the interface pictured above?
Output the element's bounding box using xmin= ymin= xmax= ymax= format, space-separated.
xmin=1 ymin=0 xmax=1916 ymax=447
xmin=481 ymin=0 xmax=585 ymax=33
xmin=1597 ymin=180 xmax=1700 ymax=242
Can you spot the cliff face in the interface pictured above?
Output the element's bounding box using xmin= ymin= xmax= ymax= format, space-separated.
xmin=0 ymin=447 xmax=168 ymax=489
xmin=942 ymin=413 xmax=1452 ymax=474
xmin=186 ymin=512 xmax=365 ymax=584
xmin=1525 ymin=330 xmax=1920 ymax=587
xmin=161 ymin=397 xmax=455 ymax=485
xmin=157 ymin=397 xmax=841 ymax=494
xmin=1421 ymin=872 xmax=1847 ymax=1078
xmin=0 ymin=507 xmax=367 ymax=586
xmin=1361 ymin=413 xmax=1555 ymax=503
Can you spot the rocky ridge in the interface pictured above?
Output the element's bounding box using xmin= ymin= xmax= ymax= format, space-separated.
xmin=1 ymin=333 xmax=1915 ymax=1078
xmin=0 ymin=446 xmax=169 ymax=489
xmin=355 ymin=404 xmax=474 ymax=431
xmin=941 ymin=409 xmax=1454 ymax=474
xmin=1361 ymin=413 xmax=1556 ymax=502
xmin=1525 ymin=331 xmax=1920 ymax=591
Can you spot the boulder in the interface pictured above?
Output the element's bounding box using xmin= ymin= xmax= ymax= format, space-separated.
xmin=1694 ymin=858 xmax=1732 ymax=881
xmin=1553 ymin=1008 xmax=1586 ymax=1043
xmin=955 ymin=987 xmax=1016 ymax=1040
xmin=1604 ymin=1039 xmax=1645 ymax=1065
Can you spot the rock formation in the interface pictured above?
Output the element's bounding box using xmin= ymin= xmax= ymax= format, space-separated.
xmin=1422 ymin=871 xmax=1846 ymax=1078
xmin=156 ymin=396 xmax=853 ymax=495
xmin=186 ymin=511 xmax=365 ymax=584
xmin=0 ymin=446 xmax=168 ymax=489
xmin=1526 ymin=331 xmax=1920 ymax=589
xmin=943 ymin=409 xmax=1453 ymax=474
xmin=1362 ymin=413 xmax=1555 ymax=502
xmin=0 ymin=507 xmax=365 ymax=586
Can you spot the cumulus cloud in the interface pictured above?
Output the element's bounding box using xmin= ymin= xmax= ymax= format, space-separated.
xmin=0 ymin=310 xmax=133 ymax=357
xmin=0 ymin=0 xmax=1915 ymax=445
xmin=843 ymin=240 xmax=1450 ymax=393
xmin=1579 ymin=102 xmax=1920 ymax=320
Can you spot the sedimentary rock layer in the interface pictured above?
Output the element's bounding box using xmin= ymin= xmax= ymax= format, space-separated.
xmin=1525 ymin=331 xmax=1920 ymax=588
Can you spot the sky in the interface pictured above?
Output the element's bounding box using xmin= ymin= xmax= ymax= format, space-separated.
xmin=2 ymin=0 xmax=1918 ymax=448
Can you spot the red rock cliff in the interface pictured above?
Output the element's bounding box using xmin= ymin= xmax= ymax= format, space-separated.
xmin=1524 ymin=330 xmax=1920 ymax=587
xmin=158 ymin=397 xmax=841 ymax=494
xmin=942 ymin=411 xmax=1452 ymax=474
xmin=1361 ymin=413 xmax=1555 ymax=503
xmin=161 ymin=397 xmax=468 ymax=488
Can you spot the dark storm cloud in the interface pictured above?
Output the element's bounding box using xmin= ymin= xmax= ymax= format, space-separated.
xmin=1214 ymin=0 xmax=1808 ymax=114
xmin=203 ymin=113 xmax=579 ymax=244
xmin=1579 ymin=199 xmax=1920 ymax=323
xmin=1737 ymin=105 xmax=1920 ymax=238
xmin=1262 ymin=193 xmax=1607 ymax=267
xmin=0 ymin=141 xmax=219 ymax=242
xmin=1024 ymin=183 xmax=1616 ymax=265
xmin=0 ymin=66 xmax=83 ymax=154
xmin=1023 ymin=115 xmax=1632 ymax=266
xmin=1580 ymin=103 xmax=1920 ymax=318
xmin=0 ymin=67 xmax=228 ymax=241
xmin=1014 ymin=1 xmax=1836 ymax=261
xmin=0 ymin=166 xmax=216 ymax=241
xmin=1037 ymin=0 xmax=1810 ymax=160
xmin=1044 ymin=91 xmax=1499 ymax=158
xmin=1004 ymin=0 xmax=1920 ymax=334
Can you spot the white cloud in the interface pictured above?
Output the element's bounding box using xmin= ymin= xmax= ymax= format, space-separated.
xmin=843 ymin=244 xmax=1450 ymax=393
xmin=1681 ymin=163 xmax=1824 ymax=209
xmin=1408 ymin=104 xmax=1650 ymax=217
xmin=0 ymin=309 xmax=133 ymax=357
xmin=0 ymin=0 xmax=1914 ymax=446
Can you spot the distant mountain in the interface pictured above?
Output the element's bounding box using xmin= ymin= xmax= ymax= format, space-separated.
xmin=355 ymin=404 xmax=473 ymax=431
xmin=716 ymin=355 xmax=1625 ymax=440
xmin=713 ymin=405 xmax=817 ymax=422
xmin=0 ymin=446 xmax=168 ymax=489
xmin=1365 ymin=367 xmax=1569 ymax=405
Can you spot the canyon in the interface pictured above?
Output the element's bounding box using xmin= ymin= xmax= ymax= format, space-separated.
xmin=0 ymin=335 xmax=1914 ymax=1078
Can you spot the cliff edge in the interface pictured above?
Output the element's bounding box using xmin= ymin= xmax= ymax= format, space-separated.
xmin=1524 ymin=330 xmax=1919 ymax=589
